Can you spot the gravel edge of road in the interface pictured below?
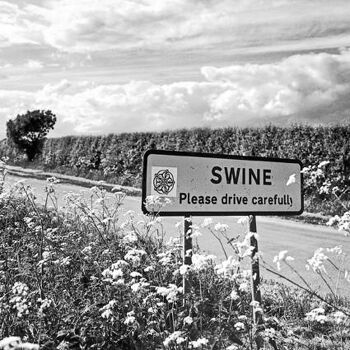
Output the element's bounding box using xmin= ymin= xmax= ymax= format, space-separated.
xmin=6 ymin=165 xmax=142 ymax=197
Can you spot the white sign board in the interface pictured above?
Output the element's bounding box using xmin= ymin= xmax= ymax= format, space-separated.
xmin=142 ymin=150 xmax=303 ymax=216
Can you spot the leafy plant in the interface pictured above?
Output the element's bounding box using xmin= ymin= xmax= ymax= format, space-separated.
xmin=6 ymin=110 xmax=56 ymax=161
xmin=0 ymin=173 xmax=349 ymax=349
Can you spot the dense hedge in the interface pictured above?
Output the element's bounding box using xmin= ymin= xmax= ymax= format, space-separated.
xmin=1 ymin=124 xmax=349 ymax=214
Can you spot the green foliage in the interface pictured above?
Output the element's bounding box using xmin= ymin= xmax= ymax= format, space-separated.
xmin=6 ymin=110 xmax=56 ymax=162
xmin=0 ymin=124 xmax=349 ymax=215
xmin=0 ymin=181 xmax=349 ymax=349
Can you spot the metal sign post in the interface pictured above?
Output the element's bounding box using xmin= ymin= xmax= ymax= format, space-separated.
xmin=183 ymin=216 xmax=192 ymax=295
xmin=249 ymin=215 xmax=262 ymax=324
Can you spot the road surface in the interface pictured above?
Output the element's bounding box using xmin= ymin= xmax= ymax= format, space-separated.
xmin=5 ymin=174 xmax=350 ymax=297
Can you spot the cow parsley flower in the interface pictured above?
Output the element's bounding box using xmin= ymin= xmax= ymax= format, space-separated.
xmin=331 ymin=311 xmax=347 ymax=325
xmin=10 ymin=282 xmax=30 ymax=318
xmin=130 ymin=271 xmax=142 ymax=278
xmin=215 ymin=256 xmax=239 ymax=277
xmin=183 ymin=316 xmax=193 ymax=325
xmin=179 ymin=265 xmax=191 ymax=275
xmin=226 ymin=345 xmax=239 ymax=350
xmin=100 ymin=300 xmax=117 ymax=320
xmin=305 ymin=307 xmax=328 ymax=323
xmin=156 ymin=284 xmax=183 ymax=303
xmin=318 ymin=160 xmax=330 ymax=168
xmin=229 ymin=290 xmax=239 ymax=300
xmin=263 ymin=328 xmax=277 ymax=340
xmin=306 ymin=248 xmax=328 ymax=274
xmin=189 ymin=337 xmax=209 ymax=348
xmin=191 ymin=253 xmax=216 ymax=271
xmin=234 ymin=322 xmax=245 ymax=331
xmin=201 ymin=218 xmax=213 ymax=227
xmin=163 ymin=331 xmax=184 ymax=347
xmin=273 ymin=250 xmax=294 ymax=271
xmin=124 ymin=249 xmax=146 ymax=265
xmin=124 ymin=311 xmax=136 ymax=325
xmin=237 ymin=216 xmax=249 ymax=225
xmin=214 ymin=223 xmax=229 ymax=232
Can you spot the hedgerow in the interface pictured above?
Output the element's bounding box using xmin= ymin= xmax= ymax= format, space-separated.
xmin=0 ymin=125 xmax=349 ymax=216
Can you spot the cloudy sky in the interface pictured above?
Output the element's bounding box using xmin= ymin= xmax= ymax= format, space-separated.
xmin=1 ymin=0 xmax=350 ymax=138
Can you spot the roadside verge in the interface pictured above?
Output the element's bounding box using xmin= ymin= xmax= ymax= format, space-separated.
xmin=6 ymin=165 xmax=330 ymax=225
xmin=6 ymin=165 xmax=142 ymax=197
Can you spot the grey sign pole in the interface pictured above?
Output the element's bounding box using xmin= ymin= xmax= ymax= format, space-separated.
xmin=249 ymin=215 xmax=262 ymax=321
xmin=249 ymin=215 xmax=264 ymax=349
xmin=183 ymin=215 xmax=193 ymax=295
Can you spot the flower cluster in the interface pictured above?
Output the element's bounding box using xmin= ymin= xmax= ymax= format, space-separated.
xmin=10 ymin=282 xmax=30 ymax=318
xmin=306 ymin=248 xmax=328 ymax=274
xmin=0 ymin=337 xmax=38 ymax=350
xmin=305 ymin=307 xmax=349 ymax=326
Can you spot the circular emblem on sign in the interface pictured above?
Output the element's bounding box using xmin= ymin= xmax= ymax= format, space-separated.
xmin=153 ymin=169 xmax=175 ymax=195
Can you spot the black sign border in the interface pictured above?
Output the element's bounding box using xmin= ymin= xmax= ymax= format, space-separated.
xmin=142 ymin=149 xmax=304 ymax=216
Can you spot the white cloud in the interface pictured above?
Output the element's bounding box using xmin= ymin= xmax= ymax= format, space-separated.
xmin=26 ymin=60 xmax=43 ymax=70
xmin=43 ymin=0 xmax=350 ymax=52
xmin=201 ymin=49 xmax=350 ymax=120
xmin=0 ymin=1 xmax=47 ymax=47
xmin=1 ymin=0 xmax=350 ymax=54
xmin=0 ymin=50 xmax=350 ymax=139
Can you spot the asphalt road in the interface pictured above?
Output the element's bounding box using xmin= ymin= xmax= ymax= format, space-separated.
xmin=5 ymin=174 xmax=350 ymax=297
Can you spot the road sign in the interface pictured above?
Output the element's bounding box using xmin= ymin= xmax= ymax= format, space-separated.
xmin=142 ymin=150 xmax=303 ymax=216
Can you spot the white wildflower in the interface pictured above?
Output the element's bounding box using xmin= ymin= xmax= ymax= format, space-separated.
xmin=331 ymin=311 xmax=347 ymax=325
xmin=100 ymin=300 xmax=117 ymax=320
xmin=229 ymin=290 xmax=239 ymax=300
xmin=201 ymin=218 xmax=213 ymax=227
xmin=318 ymin=160 xmax=330 ymax=168
xmin=226 ymin=345 xmax=238 ymax=350
xmin=234 ymin=322 xmax=245 ymax=331
xmin=192 ymin=254 xmax=216 ymax=271
xmin=183 ymin=316 xmax=193 ymax=325
xmin=215 ymin=256 xmax=239 ymax=277
xmin=327 ymin=215 xmax=340 ymax=227
xmin=179 ymin=265 xmax=191 ymax=275
xmin=156 ymin=284 xmax=183 ymax=303
xmin=305 ymin=307 xmax=327 ymax=323
xmin=123 ymin=232 xmax=138 ymax=244
xmin=10 ymin=282 xmax=30 ymax=318
xmin=237 ymin=216 xmax=249 ymax=225
xmin=0 ymin=337 xmax=21 ymax=349
xmin=273 ymin=250 xmax=294 ymax=271
xmin=145 ymin=195 xmax=172 ymax=212
xmin=144 ymin=265 xmax=154 ymax=272
xmin=239 ymin=282 xmax=250 ymax=293
xmin=130 ymin=279 xmax=150 ymax=293
xmin=263 ymin=328 xmax=277 ymax=340
xmin=37 ymin=298 xmax=52 ymax=316
xmin=124 ymin=311 xmax=136 ymax=325
xmin=189 ymin=337 xmax=209 ymax=348
xmin=306 ymin=248 xmax=328 ymax=274
xmin=214 ymin=223 xmax=229 ymax=232
xmin=326 ymin=246 xmax=343 ymax=255
xmin=130 ymin=271 xmax=142 ymax=278
xmin=163 ymin=331 xmax=184 ymax=347
xmin=176 ymin=336 xmax=186 ymax=345
xmin=124 ymin=249 xmax=146 ymax=265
